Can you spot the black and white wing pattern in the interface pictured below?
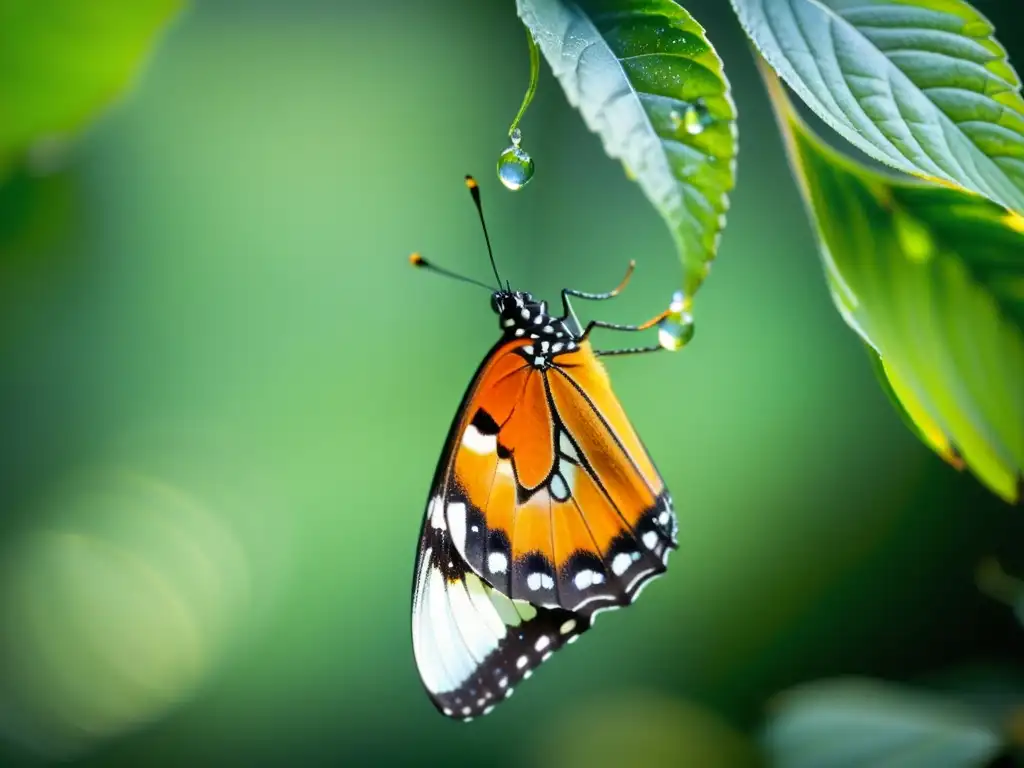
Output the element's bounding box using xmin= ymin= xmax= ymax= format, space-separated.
xmin=411 ymin=497 xmax=590 ymax=721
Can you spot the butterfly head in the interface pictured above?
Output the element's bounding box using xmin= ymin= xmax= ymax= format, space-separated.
xmin=492 ymin=290 xmax=544 ymax=329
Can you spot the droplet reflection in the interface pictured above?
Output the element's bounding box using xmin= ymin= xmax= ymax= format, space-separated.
xmin=657 ymin=290 xmax=695 ymax=351
xmin=497 ymin=144 xmax=535 ymax=191
xmin=675 ymin=98 xmax=712 ymax=136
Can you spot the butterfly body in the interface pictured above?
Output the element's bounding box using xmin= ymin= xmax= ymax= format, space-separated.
xmin=410 ymin=177 xmax=678 ymax=722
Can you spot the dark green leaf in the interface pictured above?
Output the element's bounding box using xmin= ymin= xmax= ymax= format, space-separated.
xmin=0 ymin=0 xmax=183 ymax=180
xmin=517 ymin=0 xmax=737 ymax=299
xmin=762 ymin=62 xmax=1024 ymax=504
xmin=731 ymin=0 xmax=1024 ymax=214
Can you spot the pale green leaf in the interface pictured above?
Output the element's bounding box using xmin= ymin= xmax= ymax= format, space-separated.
xmin=0 ymin=0 xmax=183 ymax=179
xmin=763 ymin=62 xmax=1024 ymax=504
xmin=516 ymin=0 xmax=737 ymax=299
xmin=731 ymin=0 xmax=1024 ymax=214
xmin=763 ymin=678 xmax=1005 ymax=768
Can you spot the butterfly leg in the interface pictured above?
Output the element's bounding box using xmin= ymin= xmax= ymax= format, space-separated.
xmin=583 ymin=308 xmax=669 ymax=336
xmin=584 ymin=309 xmax=671 ymax=357
xmin=560 ymin=261 xmax=636 ymax=335
xmin=594 ymin=344 xmax=664 ymax=357
xmin=562 ymin=260 xmax=635 ymax=304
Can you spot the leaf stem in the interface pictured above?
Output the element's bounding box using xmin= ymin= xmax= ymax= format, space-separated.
xmin=508 ymin=24 xmax=539 ymax=138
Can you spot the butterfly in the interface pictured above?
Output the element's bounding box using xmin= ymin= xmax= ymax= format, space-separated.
xmin=410 ymin=176 xmax=678 ymax=722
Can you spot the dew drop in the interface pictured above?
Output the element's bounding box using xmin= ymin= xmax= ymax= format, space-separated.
xmin=497 ymin=140 xmax=535 ymax=191
xmin=657 ymin=290 xmax=695 ymax=350
xmin=510 ymin=127 xmax=522 ymax=147
xmin=682 ymin=99 xmax=712 ymax=136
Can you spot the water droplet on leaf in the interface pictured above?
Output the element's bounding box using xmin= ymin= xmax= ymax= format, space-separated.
xmin=497 ymin=142 xmax=534 ymax=191
xmin=682 ymin=99 xmax=712 ymax=136
xmin=657 ymin=290 xmax=695 ymax=350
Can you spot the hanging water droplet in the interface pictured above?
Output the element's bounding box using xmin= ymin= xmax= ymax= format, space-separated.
xmin=497 ymin=140 xmax=535 ymax=191
xmin=682 ymin=99 xmax=712 ymax=136
xmin=657 ymin=290 xmax=695 ymax=350
xmin=510 ymin=127 xmax=522 ymax=146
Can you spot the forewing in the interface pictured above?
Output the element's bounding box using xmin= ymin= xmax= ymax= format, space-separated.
xmin=445 ymin=340 xmax=678 ymax=612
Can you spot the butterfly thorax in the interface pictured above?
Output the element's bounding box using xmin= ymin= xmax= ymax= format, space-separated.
xmin=491 ymin=290 xmax=580 ymax=369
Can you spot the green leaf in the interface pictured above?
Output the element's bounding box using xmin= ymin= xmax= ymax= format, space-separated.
xmin=516 ymin=0 xmax=737 ymax=300
xmin=862 ymin=342 xmax=965 ymax=469
xmin=762 ymin=61 xmax=1024 ymax=504
xmin=730 ymin=0 xmax=1024 ymax=214
xmin=0 ymin=0 xmax=183 ymax=180
xmin=763 ymin=677 xmax=1005 ymax=768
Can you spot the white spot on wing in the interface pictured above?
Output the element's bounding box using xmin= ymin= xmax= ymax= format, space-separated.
xmin=573 ymin=569 xmax=604 ymax=590
xmin=448 ymin=502 xmax=467 ymax=554
xmin=516 ymin=655 xmax=528 ymax=669
xmin=560 ymin=619 xmax=577 ymax=635
xmin=462 ymin=424 xmax=496 ymax=455
xmin=549 ymin=474 xmax=569 ymax=501
xmin=612 ymin=552 xmax=632 ymax=576
xmin=488 ymin=551 xmax=508 ymax=574
xmin=642 ymin=531 xmax=659 ymax=550
xmin=535 ymin=635 xmax=550 ymax=652
xmin=560 ymin=461 xmax=576 ymax=490
xmin=527 ymin=572 xmax=542 ymax=591
xmin=558 ymin=432 xmax=580 ymax=461
xmin=428 ymin=497 xmax=445 ymax=531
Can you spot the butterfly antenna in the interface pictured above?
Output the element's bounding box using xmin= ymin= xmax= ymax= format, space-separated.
xmin=465 ymin=176 xmax=502 ymax=289
xmin=409 ymin=253 xmax=494 ymax=292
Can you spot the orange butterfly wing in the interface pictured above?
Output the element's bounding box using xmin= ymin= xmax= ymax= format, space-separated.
xmin=443 ymin=339 xmax=677 ymax=612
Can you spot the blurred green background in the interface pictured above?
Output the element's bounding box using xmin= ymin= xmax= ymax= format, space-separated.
xmin=0 ymin=1 xmax=1022 ymax=766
